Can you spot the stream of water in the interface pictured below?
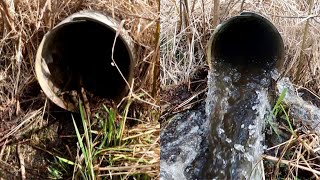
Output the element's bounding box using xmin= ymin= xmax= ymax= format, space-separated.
xmin=204 ymin=61 xmax=273 ymax=179
xmin=160 ymin=62 xmax=320 ymax=179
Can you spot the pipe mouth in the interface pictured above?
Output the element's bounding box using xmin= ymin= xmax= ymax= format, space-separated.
xmin=208 ymin=12 xmax=284 ymax=70
xmin=35 ymin=11 xmax=134 ymax=111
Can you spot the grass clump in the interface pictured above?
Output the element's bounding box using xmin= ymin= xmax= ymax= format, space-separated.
xmin=267 ymin=87 xmax=295 ymax=137
xmin=67 ymin=93 xmax=159 ymax=179
xmin=72 ymin=100 xmax=95 ymax=179
xmin=48 ymin=156 xmax=74 ymax=179
xmin=264 ymin=87 xmax=320 ymax=179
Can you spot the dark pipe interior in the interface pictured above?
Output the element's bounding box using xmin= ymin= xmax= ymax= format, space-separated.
xmin=46 ymin=20 xmax=131 ymax=100
xmin=212 ymin=15 xmax=283 ymax=69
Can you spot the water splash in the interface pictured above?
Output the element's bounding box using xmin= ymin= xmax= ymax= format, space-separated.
xmin=274 ymin=72 xmax=320 ymax=133
xmin=160 ymin=107 xmax=209 ymax=179
xmin=205 ymin=61 xmax=272 ymax=179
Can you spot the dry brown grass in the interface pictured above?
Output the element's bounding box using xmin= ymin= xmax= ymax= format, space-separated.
xmin=160 ymin=0 xmax=320 ymax=94
xmin=264 ymin=132 xmax=320 ymax=179
xmin=0 ymin=0 xmax=159 ymax=179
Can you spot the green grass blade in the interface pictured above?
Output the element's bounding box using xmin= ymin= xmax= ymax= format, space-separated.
xmin=78 ymin=100 xmax=95 ymax=179
xmin=57 ymin=156 xmax=75 ymax=166
xmin=268 ymin=87 xmax=288 ymax=137
xmin=71 ymin=114 xmax=89 ymax=170
xmin=272 ymin=87 xmax=288 ymax=113
xmin=280 ymin=104 xmax=295 ymax=136
xmin=48 ymin=166 xmax=63 ymax=179
xmin=267 ymin=117 xmax=280 ymax=137
xmin=108 ymin=108 xmax=116 ymax=145
xmin=98 ymin=119 xmax=108 ymax=150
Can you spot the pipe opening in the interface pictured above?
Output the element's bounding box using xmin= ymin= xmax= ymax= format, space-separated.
xmin=42 ymin=19 xmax=132 ymax=102
xmin=211 ymin=13 xmax=283 ymax=69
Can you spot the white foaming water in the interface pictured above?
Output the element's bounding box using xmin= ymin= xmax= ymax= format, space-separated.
xmin=206 ymin=62 xmax=272 ymax=179
xmin=161 ymin=68 xmax=320 ymax=179
xmin=161 ymin=123 xmax=200 ymax=180
xmin=226 ymin=138 xmax=232 ymax=143
xmin=246 ymin=89 xmax=271 ymax=179
xmin=234 ymin=144 xmax=245 ymax=152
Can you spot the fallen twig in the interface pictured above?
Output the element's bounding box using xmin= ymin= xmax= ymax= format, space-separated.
xmin=264 ymin=155 xmax=320 ymax=176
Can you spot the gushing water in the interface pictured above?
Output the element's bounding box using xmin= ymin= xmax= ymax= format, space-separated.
xmin=205 ymin=61 xmax=273 ymax=179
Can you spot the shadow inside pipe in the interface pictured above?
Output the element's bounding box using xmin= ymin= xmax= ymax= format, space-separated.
xmin=44 ymin=20 xmax=132 ymax=101
xmin=211 ymin=12 xmax=283 ymax=70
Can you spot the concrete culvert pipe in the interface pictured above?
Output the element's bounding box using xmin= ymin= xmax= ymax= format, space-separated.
xmin=35 ymin=11 xmax=134 ymax=111
xmin=207 ymin=12 xmax=284 ymax=69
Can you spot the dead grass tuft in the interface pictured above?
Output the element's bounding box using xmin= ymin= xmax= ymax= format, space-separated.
xmin=264 ymin=131 xmax=320 ymax=179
